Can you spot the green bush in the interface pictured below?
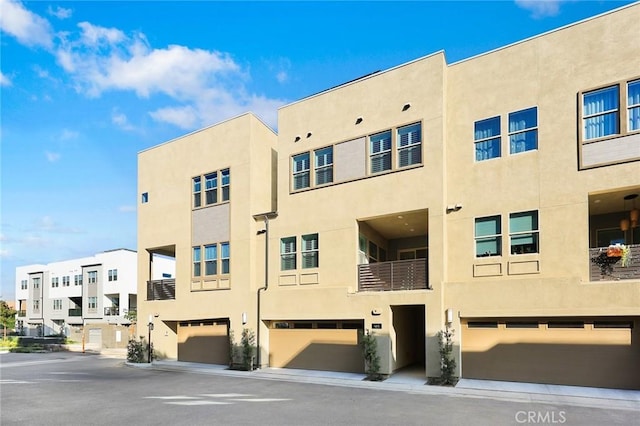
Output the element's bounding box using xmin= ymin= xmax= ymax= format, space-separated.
xmin=361 ymin=331 xmax=383 ymax=381
xmin=240 ymin=328 xmax=255 ymax=370
xmin=0 ymin=337 xmax=18 ymax=349
xmin=127 ymin=339 xmax=146 ymax=363
xmin=434 ymin=326 xmax=457 ymax=386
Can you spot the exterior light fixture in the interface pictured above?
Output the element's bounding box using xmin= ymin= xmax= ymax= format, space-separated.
xmin=355 ymin=116 xmax=363 ymax=124
xmin=307 ymin=131 xmax=313 ymax=138
xmin=402 ymin=103 xmax=411 ymax=111
xmin=294 ymin=135 xmax=301 ymax=142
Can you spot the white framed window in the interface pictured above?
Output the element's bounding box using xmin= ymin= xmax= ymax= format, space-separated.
xmin=397 ymin=123 xmax=422 ymax=167
xmin=33 ymin=277 xmax=40 ymax=289
xmin=510 ymin=210 xmax=539 ymax=254
xmin=193 ymin=246 xmax=202 ymax=277
xmin=314 ymin=147 xmax=333 ymax=185
xmin=220 ymin=242 xmax=230 ymax=274
xmin=205 ymin=172 xmax=218 ymax=205
xmin=302 ymin=234 xmax=319 ymax=268
xmin=193 ymin=176 xmax=202 ymax=208
xmin=509 ymin=107 xmax=538 ymax=154
xmin=475 ymin=215 xmax=502 ymax=257
xmin=583 ymin=85 xmax=619 ymax=140
xmin=281 ymin=237 xmax=296 ymax=270
xmin=53 ymin=299 xmax=63 ymax=310
xmin=370 ymin=130 xmax=392 ymax=173
xmin=88 ymin=297 xmax=97 ymax=310
xmin=87 ymin=271 xmax=97 ymax=284
xmin=74 ymin=274 xmax=83 ymax=286
xmin=628 ymin=79 xmax=640 ymax=132
xmin=204 ymin=244 xmax=217 ymax=275
xmin=475 ymin=116 xmax=501 ymax=161
xmin=51 ymin=277 xmax=59 ymax=288
xmin=221 ymin=169 xmax=230 ymax=201
xmin=108 ymin=269 xmax=118 ymax=282
xmin=292 ymin=153 xmax=311 ymax=190
xmin=33 ymin=300 xmax=40 ymax=310
xmin=21 ymin=279 xmax=27 ymax=289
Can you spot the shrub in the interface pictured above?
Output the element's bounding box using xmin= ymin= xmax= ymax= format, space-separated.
xmin=435 ymin=326 xmax=457 ymax=386
xmin=240 ymin=328 xmax=255 ymax=371
xmin=361 ymin=331 xmax=383 ymax=381
xmin=127 ymin=339 xmax=146 ymax=363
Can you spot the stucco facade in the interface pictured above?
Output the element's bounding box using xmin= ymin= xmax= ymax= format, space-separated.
xmin=138 ymin=4 xmax=640 ymax=389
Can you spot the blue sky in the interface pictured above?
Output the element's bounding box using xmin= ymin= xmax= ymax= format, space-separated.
xmin=1 ymin=0 xmax=636 ymax=301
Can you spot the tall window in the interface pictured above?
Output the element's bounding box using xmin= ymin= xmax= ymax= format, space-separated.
xmin=33 ymin=277 xmax=40 ymax=289
xmin=33 ymin=300 xmax=40 ymax=310
xmin=397 ymin=123 xmax=422 ymax=167
xmin=108 ymin=269 xmax=118 ymax=281
xmin=281 ymin=237 xmax=296 ymax=270
xmin=62 ymin=276 xmax=70 ymax=287
xmin=74 ymin=274 xmax=82 ymax=286
xmin=51 ymin=277 xmax=59 ymax=288
xmin=204 ymin=244 xmax=217 ymax=275
xmin=302 ymin=234 xmax=319 ymax=268
xmin=87 ymin=271 xmax=97 ymax=284
xmin=53 ymin=299 xmax=62 ymax=310
xmin=629 ymin=79 xmax=640 ymax=132
xmin=88 ymin=297 xmax=97 ymax=310
xmin=141 ymin=192 xmax=149 ymax=203
xmin=370 ymin=130 xmax=392 ymax=173
xmin=475 ymin=117 xmax=501 ymax=161
xmin=193 ymin=176 xmax=202 ymax=208
xmin=193 ymin=247 xmax=202 ymax=277
xmin=205 ymin=172 xmax=217 ymax=205
xmin=314 ymin=147 xmax=333 ymax=185
xmin=510 ymin=211 xmax=539 ymax=254
xmin=475 ymin=215 xmax=502 ymax=257
xmin=509 ymin=107 xmax=538 ymax=154
xmin=583 ymin=86 xmax=619 ymax=140
xmin=220 ymin=242 xmax=230 ymax=274
xmin=21 ymin=279 xmax=27 ymax=289
xmin=221 ymin=169 xmax=230 ymax=201
xmin=292 ymin=153 xmax=311 ymax=190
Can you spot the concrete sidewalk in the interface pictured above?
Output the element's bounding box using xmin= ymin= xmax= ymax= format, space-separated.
xmin=131 ymin=359 xmax=640 ymax=412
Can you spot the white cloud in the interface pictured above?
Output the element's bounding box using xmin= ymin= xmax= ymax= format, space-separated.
xmin=0 ymin=248 xmax=9 ymax=258
xmin=47 ymin=5 xmax=72 ymax=20
xmin=276 ymin=71 xmax=288 ymax=84
xmin=36 ymin=216 xmax=83 ymax=234
xmin=149 ymin=105 xmax=198 ymax=130
xmin=45 ymin=151 xmax=61 ymax=162
xmin=515 ymin=0 xmax=563 ymax=18
xmin=118 ymin=205 xmax=136 ymax=213
xmin=59 ymin=128 xmax=79 ymax=140
xmin=111 ymin=109 xmax=136 ymax=131
xmin=0 ymin=71 xmax=11 ymax=86
xmin=0 ymin=0 xmax=54 ymax=48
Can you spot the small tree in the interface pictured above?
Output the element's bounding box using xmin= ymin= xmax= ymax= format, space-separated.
xmin=0 ymin=300 xmax=17 ymax=339
xmin=361 ymin=331 xmax=382 ymax=381
xmin=436 ymin=326 xmax=457 ymax=386
xmin=240 ymin=328 xmax=256 ymax=370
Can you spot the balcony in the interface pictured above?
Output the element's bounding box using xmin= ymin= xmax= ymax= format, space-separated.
xmin=147 ymin=279 xmax=176 ymax=301
xmin=358 ymin=259 xmax=428 ymax=292
xmin=17 ymin=310 xmax=26 ymax=317
xmin=590 ymin=244 xmax=640 ymax=281
xmin=68 ymin=308 xmax=82 ymax=317
xmin=104 ymin=307 xmax=120 ymax=316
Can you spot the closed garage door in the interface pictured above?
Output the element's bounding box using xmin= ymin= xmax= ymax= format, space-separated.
xmin=178 ymin=321 xmax=229 ymax=364
xmin=270 ymin=328 xmax=364 ymax=373
xmin=461 ymin=318 xmax=640 ymax=390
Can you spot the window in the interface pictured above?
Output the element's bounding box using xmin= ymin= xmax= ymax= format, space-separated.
xmin=88 ymin=297 xmax=97 ymax=310
xmin=221 ymin=169 xmax=230 ymax=201
xmin=53 ymin=299 xmax=62 ymax=310
xmin=314 ymin=147 xmax=333 ymax=185
xmin=193 ymin=176 xmax=202 ymax=208
xmin=21 ymin=279 xmax=27 ymax=290
xmin=302 ymin=233 xmax=319 ymax=268
xmin=509 ymin=107 xmax=538 ymax=154
xmin=33 ymin=300 xmax=40 ymax=310
xmin=220 ymin=242 xmax=230 ymax=274
xmin=397 ymin=123 xmax=422 ymax=167
xmin=62 ymin=276 xmax=70 ymax=287
xmin=475 ymin=116 xmax=501 ymax=161
xmin=108 ymin=269 xmax=118 ymax=281
xmin=370 ymin=130 xmax=392 ymax=173
xmin=51 ymin=277 xmax=59 ymax=288
xmin=33 ymin=277 xmax=40 ymax=289
xmin=583 ymin=86 xmax=619 ymax=140
xmin=87 ymin=271 xmax=97 ymax=284
xmin=629 ymin=79 xmax=640 ymax=131
xmin=193 ymin=246 xmax=201 ymax=277
xmin=510 ymin=210 xmax=539 ymax=254
xmin=74 ymin=274 xmax=83 ymax=286
xmin=475 ymin=215 xmax=502 ymax=257
xmin=204 ymin=244 xmax=217 ymax=275
xmin=141 ymin=192 xmax=149 ymax=203
xmin=281 ymin=237 xmax=296 ymax=270
xmin=368 ymin=241 xmax=379 ymax=263
xmin=292 ymin=153 xmax=311 ymax=190
xmin=205 ymin=172 xmax=217 ymax=205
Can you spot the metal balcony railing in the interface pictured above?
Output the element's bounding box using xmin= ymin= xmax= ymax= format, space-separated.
xmin=17 ymin=310 xmax=26 ymax=317
xmin=104 ymin=307 xmax=120 ymax=316
xmin=358 ymin=259 xmax=429 ymax=292
xmin=590 ymin=244 xmax=640 ymax=281
xmin=147 ymin=279 xmax=176 ymax=300
xmin=68 ymin=308 xmax=82 ymax=317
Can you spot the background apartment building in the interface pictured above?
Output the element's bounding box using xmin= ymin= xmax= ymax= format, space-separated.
xmin=15 ymin=249 xmax=174 ymax=348
xmin=138 ymin=4 xmax=640 ymax=389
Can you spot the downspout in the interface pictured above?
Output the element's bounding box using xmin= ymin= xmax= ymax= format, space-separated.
xmin=255 ymin=211 xmax=277 ymax=369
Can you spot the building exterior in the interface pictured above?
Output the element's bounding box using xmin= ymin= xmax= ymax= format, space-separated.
xmin=138 ymin=4 xmax=640 ymax=389
xmin=15 ymin=249 xmax=173 ymax=348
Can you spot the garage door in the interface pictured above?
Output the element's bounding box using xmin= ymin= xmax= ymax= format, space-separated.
xmin=177 ymin=321 xmax=229 ymax=365
xmin=270 ymin=328 xmax=364 ymax=373
xmin=461 ymin=319 xmax=640 ymax=390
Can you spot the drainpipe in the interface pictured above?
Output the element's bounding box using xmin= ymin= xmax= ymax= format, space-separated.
xmin=254 ymin=211 xmax=277 ymax=369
